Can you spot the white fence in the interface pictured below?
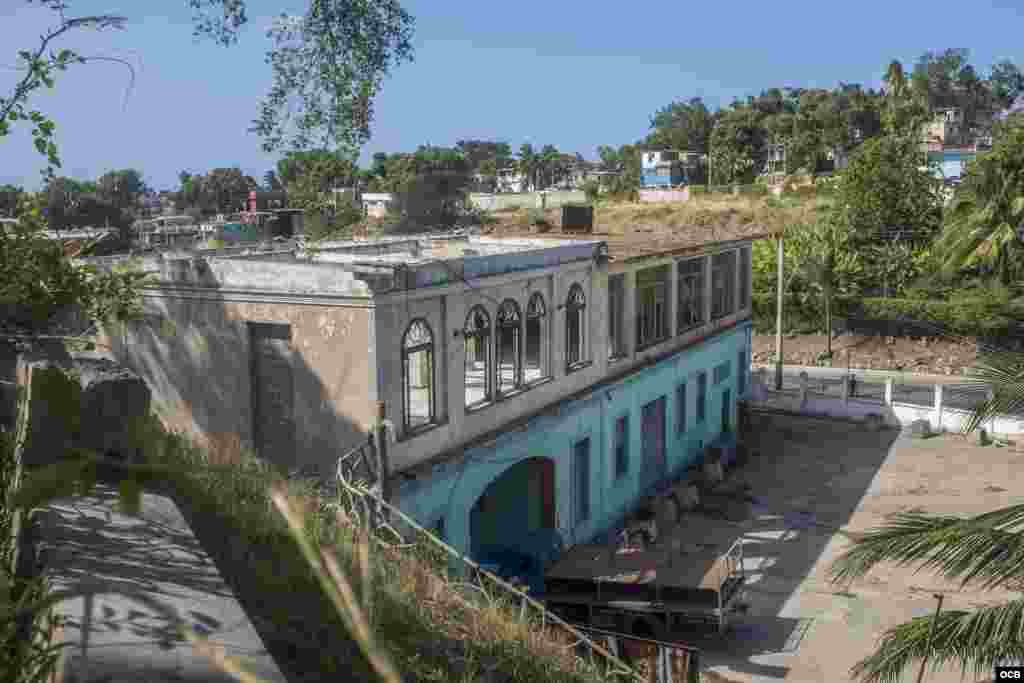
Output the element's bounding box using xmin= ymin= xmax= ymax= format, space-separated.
xmin=747 ymin=368 xmax=1024 ymax=437
xmin=468 ymin=190 xmax=586 ymax=212
xmin=638 ymin=188 xmax=691 ymax=203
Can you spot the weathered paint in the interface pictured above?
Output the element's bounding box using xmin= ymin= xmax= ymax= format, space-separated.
xmin=394 ymin=320 xmax=751 ymax=566
xmin=97 ymin=295 xmax=375 ymax=473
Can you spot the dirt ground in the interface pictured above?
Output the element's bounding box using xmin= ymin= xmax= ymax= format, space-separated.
xmin=682 ymin=414 xmax=1023 ymax=683
xmin=752 ymin=333 xmax=981 ymax=376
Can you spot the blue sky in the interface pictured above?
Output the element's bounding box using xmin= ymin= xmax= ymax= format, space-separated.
xmin=2 ymin=0 xmax=1022 ymax=191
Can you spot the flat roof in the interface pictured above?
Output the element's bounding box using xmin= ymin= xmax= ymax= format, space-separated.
xmin=485 ymin=222 xmax=775 ymax=262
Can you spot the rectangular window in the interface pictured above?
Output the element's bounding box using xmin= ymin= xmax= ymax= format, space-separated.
xmin=713 ymin=361 xmax=731 ymax=385
xmin=614 ymin=415 xmax=629 ymax=479
xmin=738 ymin=349 xmax=747 ymax=395
xmin=636 ymin=265 xmax=670 ymax=349
xmin=574 ymin=438 xmax=591 ymax=523
xmin=738 ymin=247 xmax=750 ymax=310
xmin=608 ymin=274 xmax=625 ymax=359
xmin=676 ymin=382 xmax=687 ymax=436
xmin=677 ymin=257 xmax=705 ymax=333
xmin=697 ymin=372 xmax=707 ymax=423
xmin=711 ymin=250 xmax=737 ymax=320
xmin=640 ymin=397 xmax=667 ymax=492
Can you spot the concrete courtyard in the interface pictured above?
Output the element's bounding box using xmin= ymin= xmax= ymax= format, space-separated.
xmin=689 ymin=412 xmax=1023 ymax=683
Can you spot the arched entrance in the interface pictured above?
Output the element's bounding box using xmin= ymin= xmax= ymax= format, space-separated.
xmin=470 ymin=457 xmax=556 ymax=574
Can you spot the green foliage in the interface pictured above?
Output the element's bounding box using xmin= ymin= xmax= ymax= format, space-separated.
xmin=176 ymin=167 xmax=258 ymax=216
xmin=834 ymin=132 xmax=944 ymax=243
xmin=0 ymin=202 xmax=149 ymax=330
xmin=935 ymin=123 xmax=1024 ymax=282
xmin=251 ymin=0 xmax=416 ymax=155
xmin=581 ymin=180 xmax=601 ymax=203
xmin=646 ymin=96 xmax=714 ymax=154
xmin=527 ymin=208 xmax=547 ymax=226
xmin=853 ymin=291 xmax=1023 ymax=337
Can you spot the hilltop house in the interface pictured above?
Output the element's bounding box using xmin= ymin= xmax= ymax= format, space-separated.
xmin=92 ymin=221 xmax=768 ymax=574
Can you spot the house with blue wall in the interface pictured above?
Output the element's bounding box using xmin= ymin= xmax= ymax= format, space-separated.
xmin=387 ymin=226 xmax=766 ymax=579
xmin=640 ymin=149 xmax=701 ymax=188
xmin=100 ymin=225 xmax=770 ymax=588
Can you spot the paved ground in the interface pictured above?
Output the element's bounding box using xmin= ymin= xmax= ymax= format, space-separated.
xmin=677 ymin=415 xmax=1023 ymax=683
xmin=35 ymin=484 xmax=286 ymax=683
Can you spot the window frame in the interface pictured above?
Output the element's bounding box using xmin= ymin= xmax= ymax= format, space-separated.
xmin=463 ymin=305 xmax=492 ymax=409
xmin=738 ymin=349 xmax=747 ymax=395
xmin=495 ymin=299 xmax=524 ymax=396
xmin=696 ymin=371 xmax=707 ymax=424
xmin=565 ymin=283 xmax=587 ymax=372
xmin=525 ymin=292 xmax=548 ymax=384
xmin=676 ymin=382 xmax=687 ymax=436
xmin=677 ymin=256 xmax=705 ymax=333
xmin=613 ymin=414 xmax=629 ymax=479
xmin=636 ymin=265 xmax=670 ymax=350
xmin=401 ymin=318 xmax=436 ymax=433
xmin=738 ymin=246 xmax=751 ymax=311
xmin=573 ymin=437 xmax=591 ymax=524
xmin=710 ymin=250 xmax=737 ymax=321
xmin=608 ymin=274 xmax=626 ymax=360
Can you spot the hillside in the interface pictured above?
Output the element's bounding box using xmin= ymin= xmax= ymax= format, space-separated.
xmin=486 ymin=195 xmax=829 ymax=237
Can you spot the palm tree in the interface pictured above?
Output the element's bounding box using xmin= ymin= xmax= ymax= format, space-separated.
xmin=934 ymin=122 xmax=1024 ymax=283
xmin=829 ymin=350 xmax=1024 ymax=683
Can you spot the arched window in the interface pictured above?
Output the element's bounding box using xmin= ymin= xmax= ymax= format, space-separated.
xmin=525 ymin=293 xmax=547 ymax=383
xmin=402 ymin=319 xmax=435 ymax=431
xmin=496 ymin=299 xmax=523 ymax=395
xmin=566 ymin=284 xmax=586 ymax=370
xmin=464 ymin=306 xmax=492 ymax=408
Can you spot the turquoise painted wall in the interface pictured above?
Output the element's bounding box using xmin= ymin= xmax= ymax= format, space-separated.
xmin=395 ymin=321 xmax=752 ymax=569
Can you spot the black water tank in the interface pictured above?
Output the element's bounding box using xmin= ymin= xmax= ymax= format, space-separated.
xmin=561 ymin=204 xmax=594 ymax=233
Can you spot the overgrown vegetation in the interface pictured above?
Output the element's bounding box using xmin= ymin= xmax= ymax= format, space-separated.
xmin=2 ymin=410 xmax=636 ymax=683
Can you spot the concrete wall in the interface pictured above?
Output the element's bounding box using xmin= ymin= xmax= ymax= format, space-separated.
xmin=468 ymin=191 xmax=587 ymax=212
xmin=378 ymin=259 xmax=607 ymax=472
xmin=393 ymin=321 xmax=751 ymax=564
xmin=97 ymin=288 xmax=377 ymax=475
xmin=638 ymin=188 xmax=691 ymax=203
xmin=747 ymin=369 xmax=1024 ymax=437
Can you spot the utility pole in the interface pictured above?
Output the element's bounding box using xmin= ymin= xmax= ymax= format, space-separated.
xmin=775 ymin=232 xmax=785 ymax=390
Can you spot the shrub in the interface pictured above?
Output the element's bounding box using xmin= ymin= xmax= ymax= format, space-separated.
xmin=581 ymin=180 xmax=600 ymax=203
xmin=527 ymin=208 xmax=547 ymax=226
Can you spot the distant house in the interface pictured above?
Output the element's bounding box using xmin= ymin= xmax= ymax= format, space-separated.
xmin=362 ymin=192 xmax=394 ymax=218
xmin=640 ymin=149 xmax=700 ymax=188
xmin=495 ymin=168 xmax=525 ymax=193
xmin=927 ymin=147 xmax=978 ymax=181
xmin=922 ymin=108 xmax=965 ymax=148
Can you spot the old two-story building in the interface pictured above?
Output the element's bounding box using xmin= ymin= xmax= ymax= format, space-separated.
xmin=93 ymin=222 xmax=769 ymax=575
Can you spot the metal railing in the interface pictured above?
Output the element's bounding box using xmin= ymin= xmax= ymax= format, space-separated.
xmin=333 ymin=437 xmax=646 ymax=682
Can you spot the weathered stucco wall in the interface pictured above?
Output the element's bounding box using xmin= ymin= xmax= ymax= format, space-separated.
xmin=378 ymin=260 xmax=607 ymax=472
xmin=394 ymin=321 xmax=751 ymax=565
xmin=98 ymin=294 xmax=375 ymax=474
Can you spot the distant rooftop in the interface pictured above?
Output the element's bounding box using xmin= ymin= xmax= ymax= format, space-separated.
xmin=486 ymin=222 xmax=774 ymax=262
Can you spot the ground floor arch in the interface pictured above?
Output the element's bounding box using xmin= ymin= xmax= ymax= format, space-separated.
xmin=470 ymin=456 xmax=556 ymax=561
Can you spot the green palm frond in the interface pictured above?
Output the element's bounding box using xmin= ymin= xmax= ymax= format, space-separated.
xmin=829 ymin=505 xmax=1024 ymax=590
xmin=850 ymin=600 xmax=1024 ymax=683
xmin=963 ymin=352 xmax=1024 ymax=433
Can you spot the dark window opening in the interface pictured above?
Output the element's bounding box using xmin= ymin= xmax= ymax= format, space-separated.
xmin=637 ymin=265 xmax=670 ymax=348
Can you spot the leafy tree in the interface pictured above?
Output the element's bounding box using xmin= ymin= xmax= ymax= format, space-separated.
xmin=96 ymin=169 xmax=147 ymax=216
xmin=828 ymin=350 xmax=1024 ymax=683
xmin=190 ymin=168 xmax=258 ymax=215
xmin=709 ymin=105 xmax=766 ymax=183
xmin=646 ymin=97 xmax=715 ymax=154
xmin=517 ymin=144 xmax=539 ymax=192
xmin=251 ymin=0 xmax=415 ymax=155
xmin=988 ymin=59 xmax=1024 ymax=110
xmin=454 ymin=140 xmax=512 ymax=172
xmin=882 ymin=59 xmax=931 ymax=136
xmin=0 ymin=197 xmax=148 ymax=330
xmin=833 ymin=132 xmax=943 ymax=244
xmin=786 ymin=217 xmax=864 ymax=356
xmin=934 ymin=122 xmax=1024 ymax=283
